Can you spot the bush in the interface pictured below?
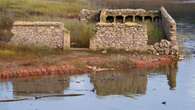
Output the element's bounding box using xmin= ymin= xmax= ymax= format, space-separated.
xmin=0 ymin=15 xmax=13 ymax=42
xmin=64 ymin=19 xmax=95 ymax=48
xmin=146 ymin=21 xmax=164 ymax=44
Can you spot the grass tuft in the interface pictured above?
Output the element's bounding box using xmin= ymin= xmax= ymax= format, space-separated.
xmin=146 ymin=21 xmax=164 ymax=44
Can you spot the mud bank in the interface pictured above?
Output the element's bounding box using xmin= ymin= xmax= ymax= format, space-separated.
xmin=0 ymin=52 xmax=176 ymax=80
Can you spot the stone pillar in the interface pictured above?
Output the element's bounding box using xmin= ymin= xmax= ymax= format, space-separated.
xmin=152 ymin=16 xmax=154 ymax=22
xmin=133 ymin=16 xmax=135 ymax=22
xmin=123 ymin=16 xmax=126 ymax=23
xmin=114 ymin=16 xmax=116 ymax=23
xmin=142 ymin=16 xmax=145 ymax=22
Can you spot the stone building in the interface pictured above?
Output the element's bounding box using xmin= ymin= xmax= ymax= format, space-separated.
xmin=10 ymin=21 xmax=70 ymax=49
xmin=80 ymin=7 xmax=178 ymax=55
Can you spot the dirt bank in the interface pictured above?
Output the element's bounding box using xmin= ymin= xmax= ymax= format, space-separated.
xmin=0 ymin=51 xmax=177 ymax=80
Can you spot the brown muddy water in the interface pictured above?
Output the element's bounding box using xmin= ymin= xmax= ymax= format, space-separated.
xmin=1 ymin=1 xmax=195 ymax=110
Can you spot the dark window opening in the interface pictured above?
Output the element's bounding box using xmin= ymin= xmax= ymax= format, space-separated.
xmin=154 ymin=16 xmax=160 ymax=22
xmin=135 ymin=16 xmax=143 ymax=22
xmin=116 ymin=16 xmax=124 ymax=23
xmin=144 ymin=16 xmax=152 ymax=22
xmin=106 ymin=16 xmax=114 ymax=23
xmin=125 ymin=16 xmax=133 ymax=22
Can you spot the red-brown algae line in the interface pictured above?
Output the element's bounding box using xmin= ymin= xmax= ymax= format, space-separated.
xmin=0 ymin=56 xmax=174 ymax=80
xmin=134 ymin=56 xmax=174 ymax=68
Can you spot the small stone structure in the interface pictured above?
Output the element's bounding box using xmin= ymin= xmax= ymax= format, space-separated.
xmin=10 ymin=21 xmax=70 ymax=49
xmin=80 ymin=6 xmax=178 ymax=55
xmin=160 ymin=7 xmax=177 ymax=48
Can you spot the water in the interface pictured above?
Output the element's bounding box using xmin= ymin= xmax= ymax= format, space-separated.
xmin=1 ymin=1 xmax=195 ymax=110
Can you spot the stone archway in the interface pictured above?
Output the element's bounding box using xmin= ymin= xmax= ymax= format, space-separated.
xmin=144 ymin=16 xmax=153 ymax=22
xmin=116 ymin=16 xmax=124 ymax=23
xmin=106 ymin=16 xmax=114 ymax=23
xmin=125 ymin=16 xmax=133 ymax=22
xmin=135 ymin=16 xmax=143 ymax=22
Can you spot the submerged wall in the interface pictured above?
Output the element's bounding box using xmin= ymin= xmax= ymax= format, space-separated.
xmin=90 ymin=23 xmax=148 ymax=51
xmin=10 ymin=21 xmax=70 ymax=49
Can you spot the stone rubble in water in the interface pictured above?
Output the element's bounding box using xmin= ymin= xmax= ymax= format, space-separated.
xmin=148 ymin=39 xmax=178 ymax=56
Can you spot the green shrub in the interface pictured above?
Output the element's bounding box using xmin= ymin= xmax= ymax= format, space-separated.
xmin=64 ymin=19 xmax=96 ymax=48
xmin=146 ymin=21 xmax=164 ymax=44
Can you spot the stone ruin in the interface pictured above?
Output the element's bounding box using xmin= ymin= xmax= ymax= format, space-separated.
xmin=9 ymin=21 xmax=70 ymax=49
xmin=80 ymin=7 xmax=178 ymax=55
xmin=2 ymin=7 xmax=178 ymax=56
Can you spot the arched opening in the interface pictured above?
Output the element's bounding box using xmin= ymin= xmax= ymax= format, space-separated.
xmin=154 ymin=16 xmax=160 ymax=22
xmin=106 ymin=16 xmax=114 ymax=23
xmin=144 ymin=16 xmax=152 ymax=22
xmin=135 ymin=16 xmax=143 ymax=22
xmin=125 ymin=16 xmax=133 ymax=22
xmin=116 ymin=16 xmax=124 ymax=23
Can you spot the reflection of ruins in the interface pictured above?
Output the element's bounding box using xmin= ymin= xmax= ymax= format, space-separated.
xmin=165 ymin=63 xmax=177 ymax=90
xmin=12 ymin=75 xmax=69 ymax=96
xmin=91 ymin=71 xmax=148 ymax=96
xmin=91 ymin=62 xmax=178 ymax=96
xmin=11 ymin=63 xmax=177 ymax=97
xmin=150 ymin=62 xmax=178 ymax=90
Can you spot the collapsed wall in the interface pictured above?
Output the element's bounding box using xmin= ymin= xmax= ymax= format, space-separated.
xmin=148 ymin=7 xmax=178 ymax=56
xmin=90 ymin=23 xmax=148 ymax=51
xmin=10 ymin=21 xmax=70 ymax=49
xmin=160 ymin=7 xmax=178 ymax=49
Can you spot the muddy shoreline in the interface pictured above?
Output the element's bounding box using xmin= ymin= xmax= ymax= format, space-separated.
xmin=0 ymin=51 xmax=177 ymax=80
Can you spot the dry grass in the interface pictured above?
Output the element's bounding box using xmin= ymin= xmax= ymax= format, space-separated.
xmin=0 ymin=0 xmax=91 ymax=19
xmin=64 ymin=19 xmax=96 ymax=48
xmin=0 ymin=44 xmax=67 ymax=59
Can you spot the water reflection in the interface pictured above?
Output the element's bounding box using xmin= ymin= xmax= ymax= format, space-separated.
xmin=12 ymin=76 xmax=69 ymax=96
xmin=0 ymin=63 xmax=178 ymax=99
xmin=91 ymin=63 xmax=178 ymax=96
xmin=166 ymin=63 xmax=177 ymax=90
xmin=91 ymin=71 xmax=147 ymax=96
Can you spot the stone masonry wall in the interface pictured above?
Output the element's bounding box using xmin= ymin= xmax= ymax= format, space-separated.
xmin=160 ymin=7 xmax=178 ymax=49
xmin=84 ymin=7 xmax=178 ymax=56
xmin=90 ymin=23 xmax=148 ymax=51
xmin=10 ymin=21 xmax=70 ymax=49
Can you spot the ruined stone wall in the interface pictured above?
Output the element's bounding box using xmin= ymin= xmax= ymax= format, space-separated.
xmin=90 ymin=23 xmax=148 ymax=51
xmin=160 ymin=7 xmax=177 ymax=49
xmin=100 ymin=9 xmax=160 ymax=23
xmin=10 ymin=21 xmax=70 ymax=49
xmin=85 ymin=7 xmax=178 ymax=55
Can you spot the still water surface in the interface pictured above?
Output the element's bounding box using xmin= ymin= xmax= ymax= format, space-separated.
xmin=0 ymin=1 xmax=195 ymax=110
